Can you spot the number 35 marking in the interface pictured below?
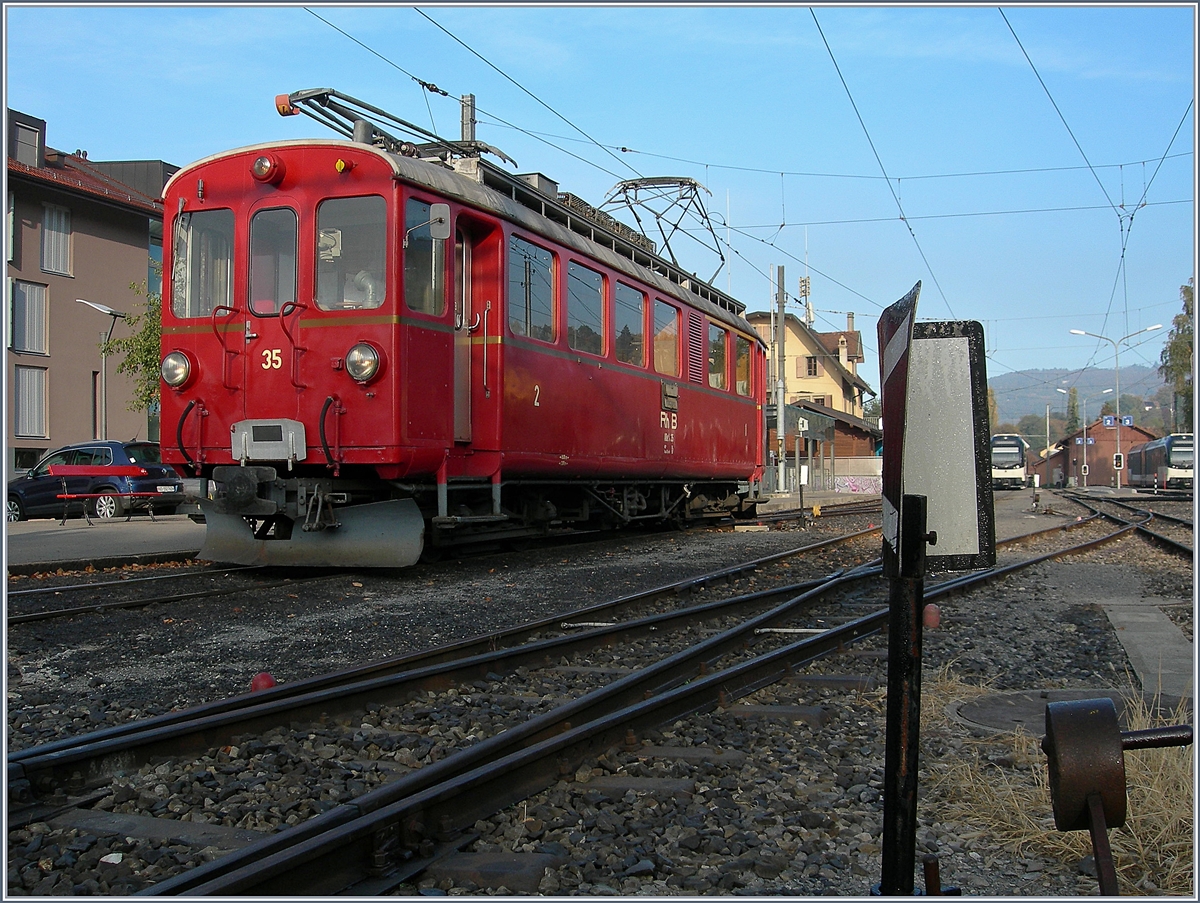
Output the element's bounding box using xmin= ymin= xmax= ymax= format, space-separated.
xmin=261 ymin=349 xmax=282 ymax=370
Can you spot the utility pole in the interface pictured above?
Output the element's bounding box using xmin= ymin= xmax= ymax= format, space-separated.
xmin=776 ymin=265 xmax=786 ymax=493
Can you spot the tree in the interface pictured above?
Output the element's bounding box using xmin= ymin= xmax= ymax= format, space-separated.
xmin=1065 ymin=387 xmax=1079 ymax=435
xmin=101 ymin=264 xmax=162 ymax=414
xmin=862 ymin=396 xmax=881 ymax=427
xmin=1158 ymin=278 xmax=1194 ymax=432
xmin=987 ymin=387 xmax=998 ymax=433
xmin=1016 ymin=414 xmax=1044 ymax=446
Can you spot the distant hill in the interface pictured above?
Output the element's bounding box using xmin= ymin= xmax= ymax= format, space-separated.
xmin=988 ymin=364 xmax=1166 ymax=424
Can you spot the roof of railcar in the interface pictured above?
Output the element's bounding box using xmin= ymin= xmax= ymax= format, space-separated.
xmin=163 ymin=139 xmax=763 ymax=344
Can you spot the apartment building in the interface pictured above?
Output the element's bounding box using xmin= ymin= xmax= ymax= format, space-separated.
xmin=6 ymin=109 xmax=178 ymax=479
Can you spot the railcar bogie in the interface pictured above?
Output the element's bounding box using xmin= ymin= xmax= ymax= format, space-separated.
xmin=160 ymin=89 xmax=766 ymax=567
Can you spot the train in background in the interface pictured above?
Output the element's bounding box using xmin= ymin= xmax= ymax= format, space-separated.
xmin=990 ymin=434 xmax=1029 ymax=489
xmin=1126 ymin=433 xmax=1194 ymax=490
xmin=158 ymin=89 xmax=767 ymax=568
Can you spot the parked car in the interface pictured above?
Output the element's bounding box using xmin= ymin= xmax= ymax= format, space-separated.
xmin=6 ymin=441 xmax=184 ymax=522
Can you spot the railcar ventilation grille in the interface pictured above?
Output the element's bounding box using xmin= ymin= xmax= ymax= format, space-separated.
xmin=687 ymin=312 xmax=704 ymax=384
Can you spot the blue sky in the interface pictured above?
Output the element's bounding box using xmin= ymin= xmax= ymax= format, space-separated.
xmin=5 ymin=4 xmax=1195 ymax=419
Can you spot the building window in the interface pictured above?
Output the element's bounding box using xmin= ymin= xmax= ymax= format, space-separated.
xmin=41 ymin=204 xmax=71 ymax=275
xmin=653 ymin=300 xmax=679 ymax=376
xmin=508 ymin=235 xmax=555 ymax=342
xmin=13 ymin=123 xmax=40 ymax=167
xmin=614 ymin=282 xmax=644 ymax=366
xmin=149 ymin=219 xmax=163 ymax=295
xmin=13 ymin=366 xmax=47 ymax=438
xmin=708 ymin=323 xmax=727 ymax=390
xmin=11 ymin=281 xmax=48 ymax=353
xmin=7 ymin=192 xmax=14 ymax=263
xmin=806 ymin=356 xmax=819 ymax=377
xmin=566 ymin=261 xmax=603 ymax=356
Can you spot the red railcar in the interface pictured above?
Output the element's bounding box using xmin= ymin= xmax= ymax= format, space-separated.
xmin=159 ymin=90 xmax=766 ymax=567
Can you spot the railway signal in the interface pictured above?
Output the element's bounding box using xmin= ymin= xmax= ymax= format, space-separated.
xmin=875 ymin=285 xmax=995 ymax=895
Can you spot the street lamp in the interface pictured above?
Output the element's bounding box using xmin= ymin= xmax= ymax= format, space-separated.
xmin=1059 ymin=387 xmax=1112 ymax=489
xmin=76 ymin=299 xmax=127 ymax=440
xmin=1069 ymin=325 xmax=1162 ymax=490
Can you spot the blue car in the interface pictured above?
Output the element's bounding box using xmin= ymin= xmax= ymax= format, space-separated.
xmin=7 ymin=441 xmax=184 ymax=521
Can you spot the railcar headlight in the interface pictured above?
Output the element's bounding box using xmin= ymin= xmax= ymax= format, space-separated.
xmin=161 ymin=351 xmax=192 ymax=388
xmin=346 ymin=342 xmax=381 ymax=383
xmin=250 ymin=153 xmax=286 ymax=185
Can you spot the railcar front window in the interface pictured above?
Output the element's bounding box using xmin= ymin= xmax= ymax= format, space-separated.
xmin=316 ymin=196 xmax=386 ymax=311
xmin=735 ymin=335 xmax=751 ymax=396
xmin=653 ymin=300 xmax=679 ymax=376
xmin=567 ymin=261 xmax=603 ymax=356
xmin=171 ymin=209 xmax=233 ymax=318
xmin=509 ymin=235 xmax=554 ymax=342
xmin=249 ymin=207 xmax=297 ymax=316
xmin=992 ymin=448 xmax=1022 ymax=468
xmin=1170 ymin=444 xmax=1193 ymax=468
xmin=708 ymin=323 xmax=728 ymax=390
xmin=615 ymin=283 xmax=644 ymax=366
xmin=404 ymin=199 xmax=445 ymax=316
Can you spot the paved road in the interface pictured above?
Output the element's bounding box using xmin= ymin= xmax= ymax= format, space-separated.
xmin=5 ymin=513 xmax=206 ymax=574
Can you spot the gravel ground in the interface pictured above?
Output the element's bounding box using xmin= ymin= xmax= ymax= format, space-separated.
xmin=6 ymin=499 xmax=1194 ymax=896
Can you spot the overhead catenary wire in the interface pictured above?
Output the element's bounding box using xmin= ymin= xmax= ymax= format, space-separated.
xmin=304 ymin=7 xmax=630 ymax=181
xmin=810 ymin=9 xmax=955 ymax=320
xmin=412 ymin=8 xmax=643 ymax=182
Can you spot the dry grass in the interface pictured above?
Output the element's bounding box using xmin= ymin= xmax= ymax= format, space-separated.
xmin=921 ymin=666 xmax=1194 ymax=896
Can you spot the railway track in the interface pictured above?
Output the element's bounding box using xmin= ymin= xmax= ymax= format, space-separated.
xmin=6 ymin=566 xmax=345 ymax=625
xmin=8 ymin=510 xmax=1163 ymax=895
xmin=1056 ymin=489 xmax=1194 ymax=555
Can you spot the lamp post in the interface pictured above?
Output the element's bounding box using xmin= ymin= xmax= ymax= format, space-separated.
xmin=1070 ymin=325 xmax=1162 ymax=490
xmin=1059 ymin=388 xmax=1112 ymax=489
xmin=76 ymin=299 xmax=127 ymax=440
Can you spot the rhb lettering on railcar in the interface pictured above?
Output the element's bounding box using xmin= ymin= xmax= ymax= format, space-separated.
xmin=659 ymin=411 xmax=677 ymax=430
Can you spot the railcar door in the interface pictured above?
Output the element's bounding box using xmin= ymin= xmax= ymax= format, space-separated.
xmin=454 ymin=228 xmax=472 ymax=443
xmin=241 ymin=204 xmax=301 ymax=423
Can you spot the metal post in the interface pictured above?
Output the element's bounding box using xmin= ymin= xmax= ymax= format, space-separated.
xmin=776 ymin=265 xmax=786 ymax=494
xmin=879 ymin=494 xmax=933 ymax=895
xmin=460 ymin=94 xmax=476 ymax=142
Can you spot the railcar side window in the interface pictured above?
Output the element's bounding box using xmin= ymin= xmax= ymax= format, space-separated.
xmin=567 ymin=262 xmax=603 ymax=356
xmin=615 ymin=282 xmax=644 ymax=366
xmin=735 ymin=335 xmax=752 ymax=396
xmin=653 ymin=300 xmax=679 ymax=376
xmin=171 ymin=209 xmax=233 ymax=319
xmin=249 ymin=207 xmax=297 ymax=316
xmin=508 ymin=235 xmax=554 ymax=342
xmin=708 ymin=323 xmax=728 ymax=390
xmin=316 ymin=196 xmax=386 ymax=311
xmin=404 ymin=199 xmax=446 ymax=316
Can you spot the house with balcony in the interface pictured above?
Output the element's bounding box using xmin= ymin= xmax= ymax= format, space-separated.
xmin=6 ymin=108 xmax=178 ymax=479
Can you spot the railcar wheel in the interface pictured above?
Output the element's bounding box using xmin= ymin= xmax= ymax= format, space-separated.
xmin=7 ymin=496 xmax=25 ymax=522
xmin=93 ymin=492 xmax=126 ymax=520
